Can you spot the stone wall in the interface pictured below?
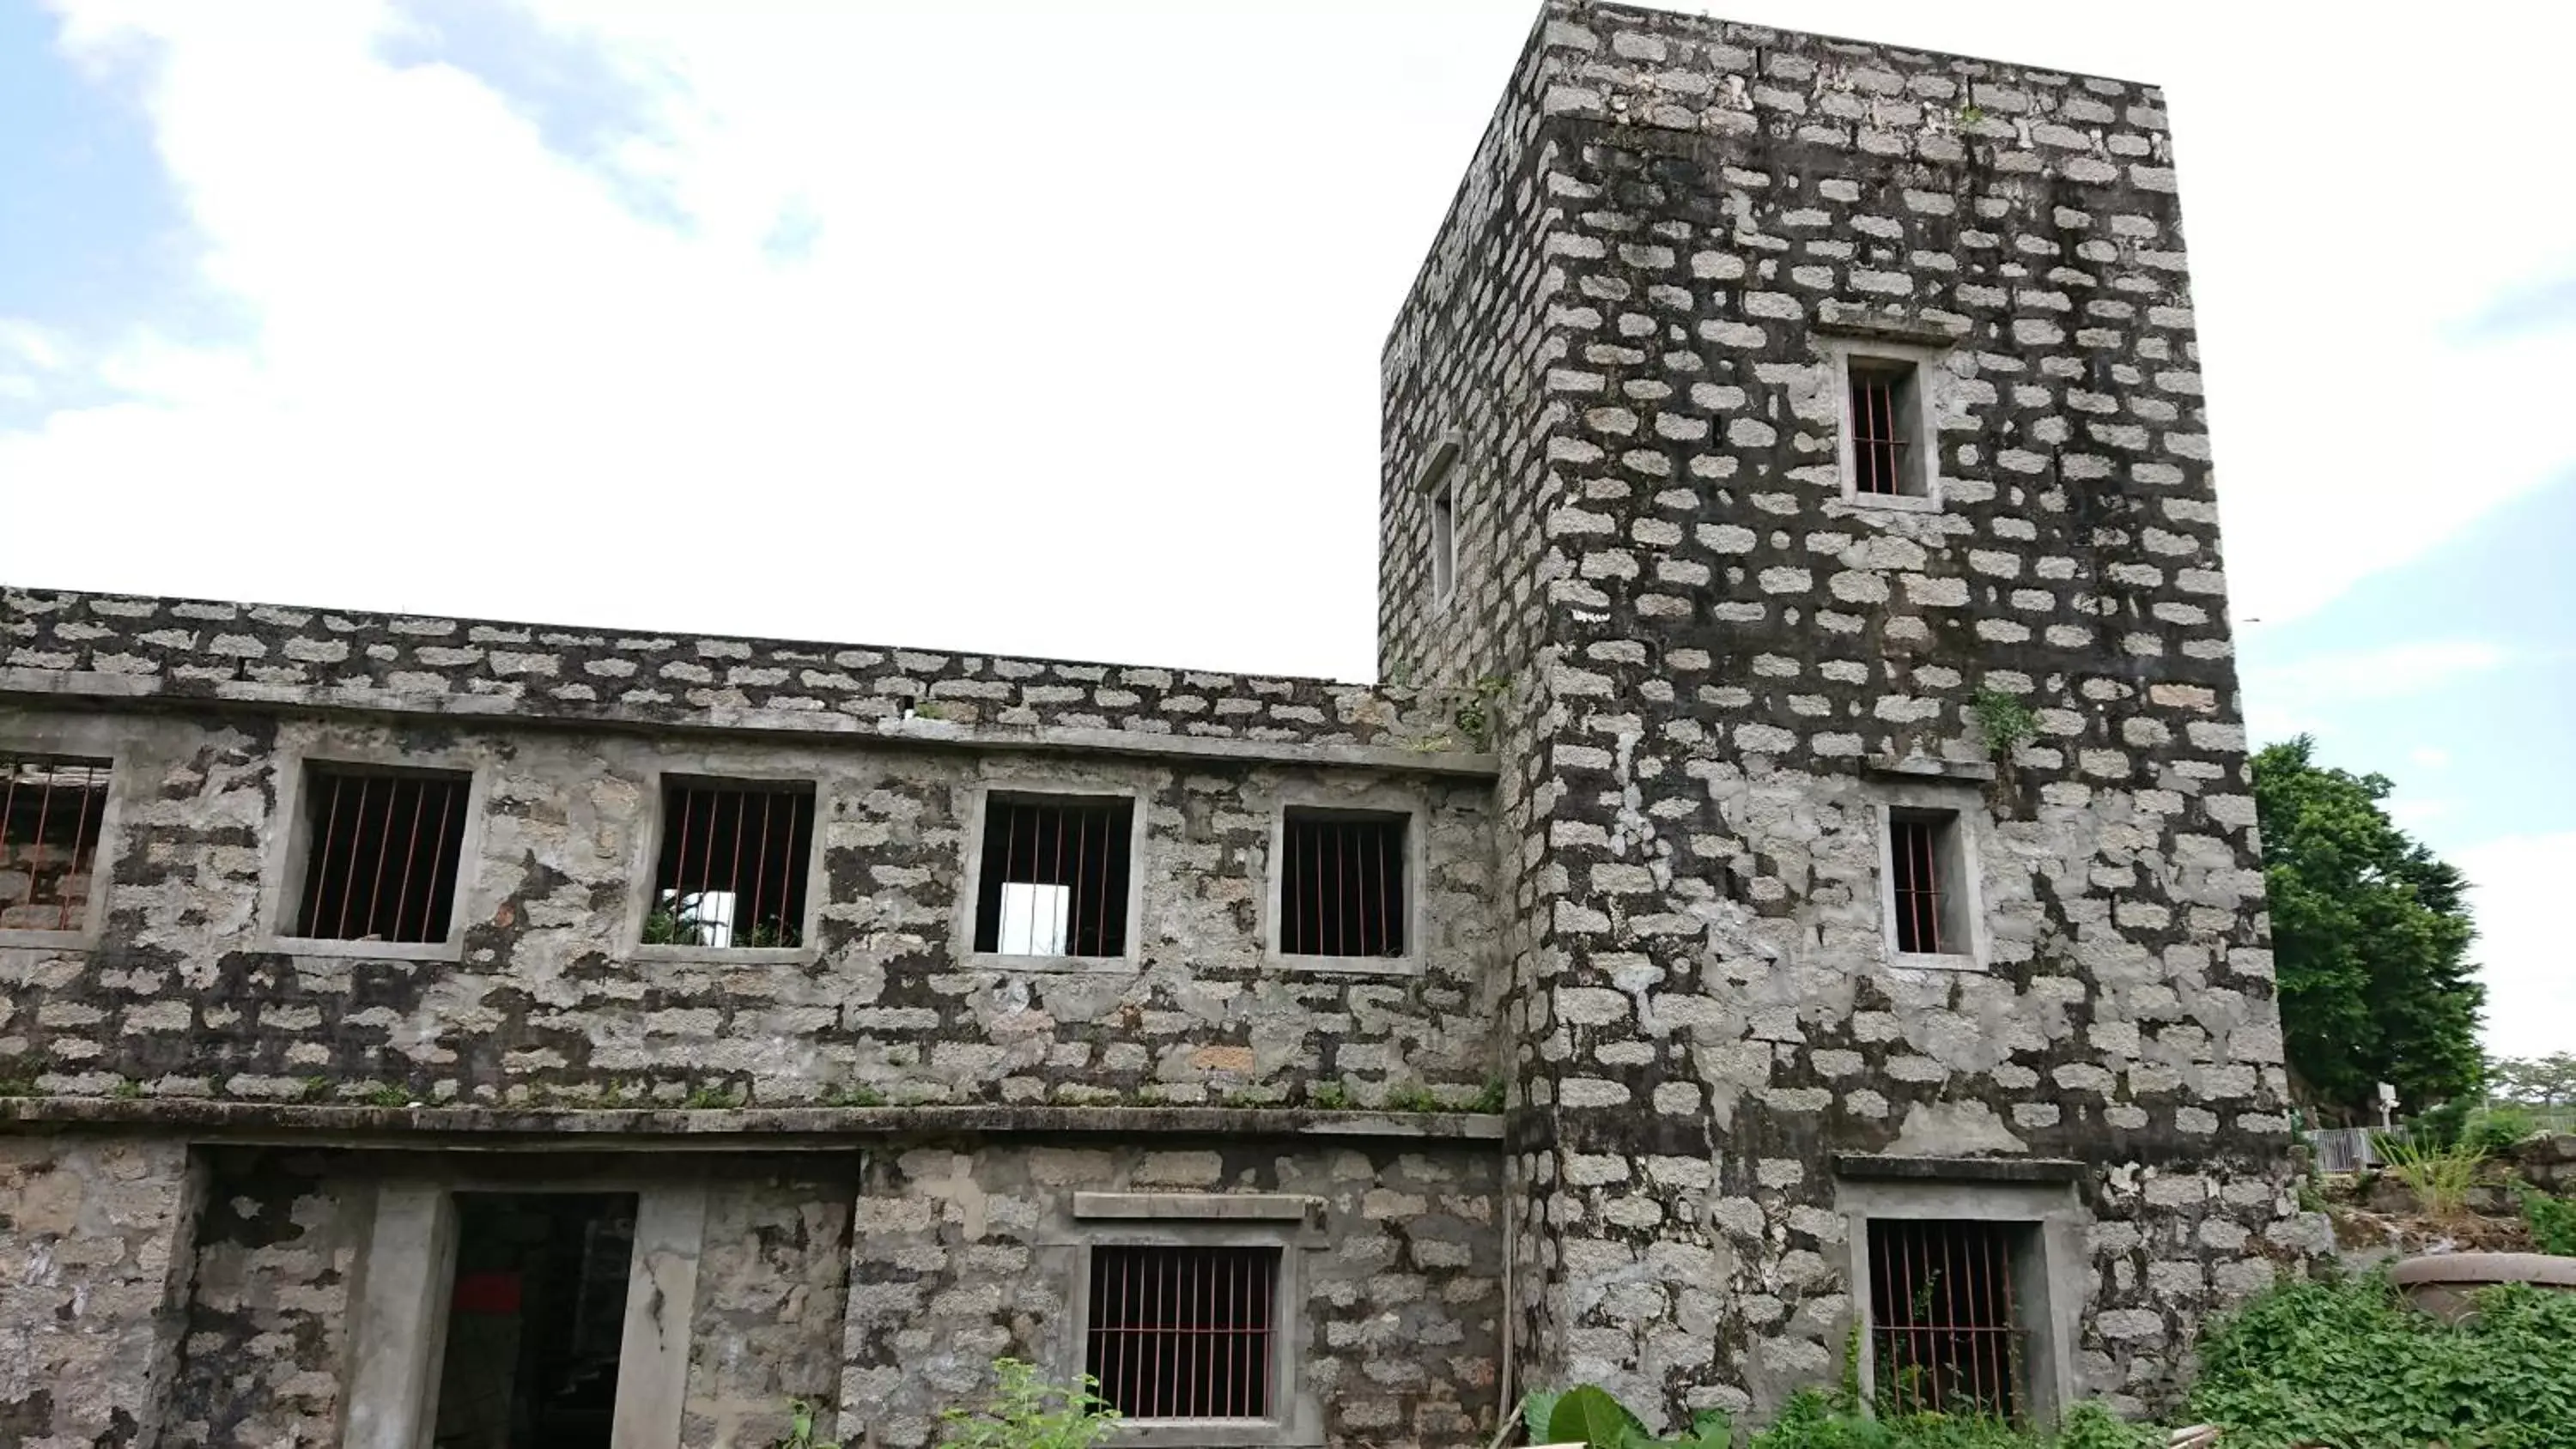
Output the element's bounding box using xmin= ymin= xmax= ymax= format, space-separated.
xmin=683 ymin=1165 xmax=857 ymax=1448
xmin=166 ymin=1149 xmax=360 ymax=1449
xmin=0 ymin=589 xmax=1472 ymax=753
xmin=0 ymin=1133 xmax=202 ymax=1447
xmin=0 ymin=706 xmax=1499 ymax=1111
xmin=1379 ymin=0 xmax=2298 ymax=1424
xmin=838 ymin=1137 xmax=1504 ymax=1448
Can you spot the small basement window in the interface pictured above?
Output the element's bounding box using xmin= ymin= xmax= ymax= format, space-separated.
xmin=0 ymin=754 xmax=111 ymax=933
xmin=1279 ymin=809 xmax=1406 ymax=958
xmin=973 ymin=794 xmax=1134 ymax=958
xmin=1848 ymin=356 xmax=1924 ymax=498
xmin=1886 ymin=809 xmax=1969 ymax=958
xmin=647 ymin=779 xmax=816 ymax=949
xmin=432 ymin=1192 xmax=637 ymax=1449
xmin=1866 ymin=1218 xmax=2033 ymax=1421
xmin=292 ymin=765 xmax=471 ymax=943
xmin=1086 ymin=1245 xmax=1280 ymax=1420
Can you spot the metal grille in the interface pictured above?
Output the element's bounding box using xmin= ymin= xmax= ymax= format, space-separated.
xmin=1889 ymin=815 xmax=1945 ymax=955
xmin=973 ymin=796 xmax=1133 ymax=957
xmin=1851 ymin=362 xmax=1911 ymax=494
xmin=293 ymin=767 xmax=471 ymax=943
xmin=1868 ymin=1219 xmax=2026 ymax=1420
xmin=1279 ymin=810 xmax=1406 ymax=957
xmin=1085 ymin=1245 xmax=1278 ymax=1420
xmin=0 ymin=755 xmax=111 ymax=932
xmin=649 ymin=780 xmax=816 ymax=948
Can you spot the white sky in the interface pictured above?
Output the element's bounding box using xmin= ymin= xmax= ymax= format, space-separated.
xmin=3 ymin=0 xmax=2571 ymax=1056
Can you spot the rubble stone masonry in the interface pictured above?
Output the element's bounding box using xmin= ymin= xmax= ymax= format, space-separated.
xmin=0 ymin=3 xmax=2306 ymax=1444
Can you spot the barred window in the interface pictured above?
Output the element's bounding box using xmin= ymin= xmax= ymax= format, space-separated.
xmin=1886 ymin=809 xmax=1966 ymax=957
xmin=1849 ymin=356 xmax=1923 ymax=497
xmin=0 ymin=754 xmax=111 ymax=933
xmin=1868 ymin=1219 xmax=2033 ymax=1420
xmin=647 ymin=779 xmax=816 ymax=949
xmin=1279 ymin=809 xmax=1406 ymax=958
xmin=972 ymin=794 xmax=1133 ymax=958
xmin=292 ymin=766 xmax=471 ymax=943
xmin=1085 ymin=1245 xmax=1279 ymax=1420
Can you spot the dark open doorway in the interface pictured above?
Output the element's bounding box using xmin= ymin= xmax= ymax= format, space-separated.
xmin=432 ymin=1193 xmax=637 ymax=1449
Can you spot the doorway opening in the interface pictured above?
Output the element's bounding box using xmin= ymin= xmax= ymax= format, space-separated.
xmin=431 ymin=1192 xmax=637 ymax=1449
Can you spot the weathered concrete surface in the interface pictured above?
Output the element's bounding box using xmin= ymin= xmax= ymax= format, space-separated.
xmin=0 ymin=1135 xmax=201 ymax=1447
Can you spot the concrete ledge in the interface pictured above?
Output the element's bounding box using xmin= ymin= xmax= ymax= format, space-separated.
xmin=0 ymin=1096 xmax=1507 ymax=1149
xmin=0 ymin=668 xmax=1498 ymax=778
xmin=1073 ymin=1191 xmax=1319 ymax=1221
xmin=1833 ymin=1153 xmax=2087 ymax=1184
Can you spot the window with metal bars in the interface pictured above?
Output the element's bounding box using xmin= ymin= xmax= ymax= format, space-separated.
xmin=1849 ymin=357 xmax=1923 ymax=497
xmin=972 ymin=794 xmax=1133 ymax=958
xmin=1867 ymin=1219 xmax=2032 ymax=1421
xmin=647 ymin=779 xmax=816 ymax=949
xmin=291 ymin=766 xmax=471 ymax=943
xmin=1085 ymin=1245 xmax=1279 ymax=1421
xmin=1278 ymin=809 xmax=1406 ymax=958
xmin=1887 ymin=809 xmax=1965 ymax=957
xmin=0 ymin=754 xmax=111 ymax=933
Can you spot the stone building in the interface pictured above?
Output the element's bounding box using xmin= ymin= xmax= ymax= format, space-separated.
xmin=0 ymin=3 xmax=2306 ymax=1446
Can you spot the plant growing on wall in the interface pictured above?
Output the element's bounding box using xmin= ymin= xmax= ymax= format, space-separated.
xmin=936 ymin=1359 xmax=1121 ymax=1449
xmin=1968 ymin=688 xmax=2036 ymax=757
xmin=2371 ymin=1131 xmax=2483 ymax=1217
xmin=774 ymin=1398 xmax=841 ymax=1449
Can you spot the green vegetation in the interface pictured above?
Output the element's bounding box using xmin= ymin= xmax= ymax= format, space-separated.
xmin=108 ymin=1076 xmax=143 ymax=1100
xmin=2190 ymin=1274 xmax=2576 ymax=1448
xmin=1514 ymin=1274 xmax=2576 ymax=1449
xmin=299 ymin=1076 xmax=333 ymax=1102
xmin=776 ymin=1397 xmax=841 ymax=1449
xmin=358 ymin=1082 xmax=411 ymax=1108
xmin=935 ymin=1358 xmax=1119 ymax=1449
xmin=1307 ymin=1080 xmax=1352 ymax=1111
xmin=2372 ymin=1131 xmax=2484 ymax=1217
xmin=1469 ymin=1076 xmax=1507 ymax=1113
xmin=2488 ymin=1052 xmax=2576 ymax=1110
xmin=822 ymin=1082 xmax=887 ymax=1108
xmin=643 ymin=902 xmax=801 ymax=949
xmin=2523 ymin=1190 xmax=2576 ymax=1256
xmin=2253 ymin=736 xmax=2482 ymax=1113
xmin=1382 ymin=1079 xmax=1443 ymax=1113
xmin=681 ymin=1083 xmax=745 ymax=1110
xmin=2466 ymin=1104 xmax=2543 ymax=1156
xmin=1968 ymin=688 xmax=2037 ymax=756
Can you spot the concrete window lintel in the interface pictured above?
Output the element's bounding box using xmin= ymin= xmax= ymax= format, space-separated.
xmin=1073 ymin=1191 xmax=1321 ymax=1223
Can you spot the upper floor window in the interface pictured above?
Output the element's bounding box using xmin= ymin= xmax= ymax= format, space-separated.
xmin=1278 ymin=808 xmax=1407 ymax=959
xmin=0 ymin=753 xmax=110 ymax=933
xmin=1884 ymin=806 xmax=1973 ymax=962
xmin=972 ymin=793 xmax=1134 ymax=959
xmin=1827 ymin=339 xmax=1943 ymax=510
xmin=292 ymin=765 xmax=471 ymax=943
xmin=1414 ymin=433 xmax=1462 ymax=608
xmin=647 ymin=779 xmax=816 ymax=949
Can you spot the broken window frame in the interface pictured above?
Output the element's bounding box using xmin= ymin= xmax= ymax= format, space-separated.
xmin=637 ymin=773 xmax=821 ymax=955
xmin=0 ymin=748 xmax=118 ymax=944
xmin=958 ymin=783 xmax=1143 ymax=970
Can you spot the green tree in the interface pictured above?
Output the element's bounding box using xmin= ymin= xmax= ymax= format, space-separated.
xmin=2489 ymin=1053 xmax=2576 ymax=1108
xmin=2251 ymin=736 xmax=2482 ymax=1114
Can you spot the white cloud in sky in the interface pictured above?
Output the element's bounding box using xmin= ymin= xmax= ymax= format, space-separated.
xmin=2458 ymin=834 xmax=2576 ymax=1058
xmin=5 ymin=0 xmax=2573 ymax=673
xmin=2241 ymin=639 xmax=2513 ymax=745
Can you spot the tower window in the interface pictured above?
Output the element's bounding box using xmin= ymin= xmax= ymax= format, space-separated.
xmin=1849 ymin=357 xmax=1923 ymax=497
xmin=1278 ymin=809 xmax=1406 ymax=958
xmin=1866 ymin=1218 xmax=2034 ymax=1420
xmin=972 ymin=793 xmax=1134 ymax=958
xmin=1886 ymin=809 xmax=1971 ymax=959
xmin=647 ymin=779 xmax=816 ymax=949
xmin=1431 ymin=480 xmax=1457 ymax=603
xmin=0 ymin=753 xmax=111 ymax=933
xmin=291 ymin=765 xmax=471 ymax=943
xmin=1085 ymin=1245 xmax=1279 ymax=1420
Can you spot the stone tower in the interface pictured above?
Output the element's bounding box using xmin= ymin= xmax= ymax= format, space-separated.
xmin=1382 ymin=0 xmax=2300 ymax=1425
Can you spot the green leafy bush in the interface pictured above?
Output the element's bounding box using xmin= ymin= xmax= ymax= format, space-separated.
xmin=2190 ymin=1272 xmax=2576 ymax=1448
xmin=2524 ymin=1189 xmax=2576 ymax=1256
xmin=936 ymin=1359 xmax=1120 ymax=1449
xmin=2467 ymin=1105 xmax=2542 ymax=1156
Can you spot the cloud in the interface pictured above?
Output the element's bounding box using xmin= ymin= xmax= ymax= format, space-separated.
xmin=2255 ymin=640 xmax=2512 ymax=705
xmin=2453 ymin=269 xmax=2576 ymax=343
xmin=2455 ymin=833 xmax=2576 ymax=1058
